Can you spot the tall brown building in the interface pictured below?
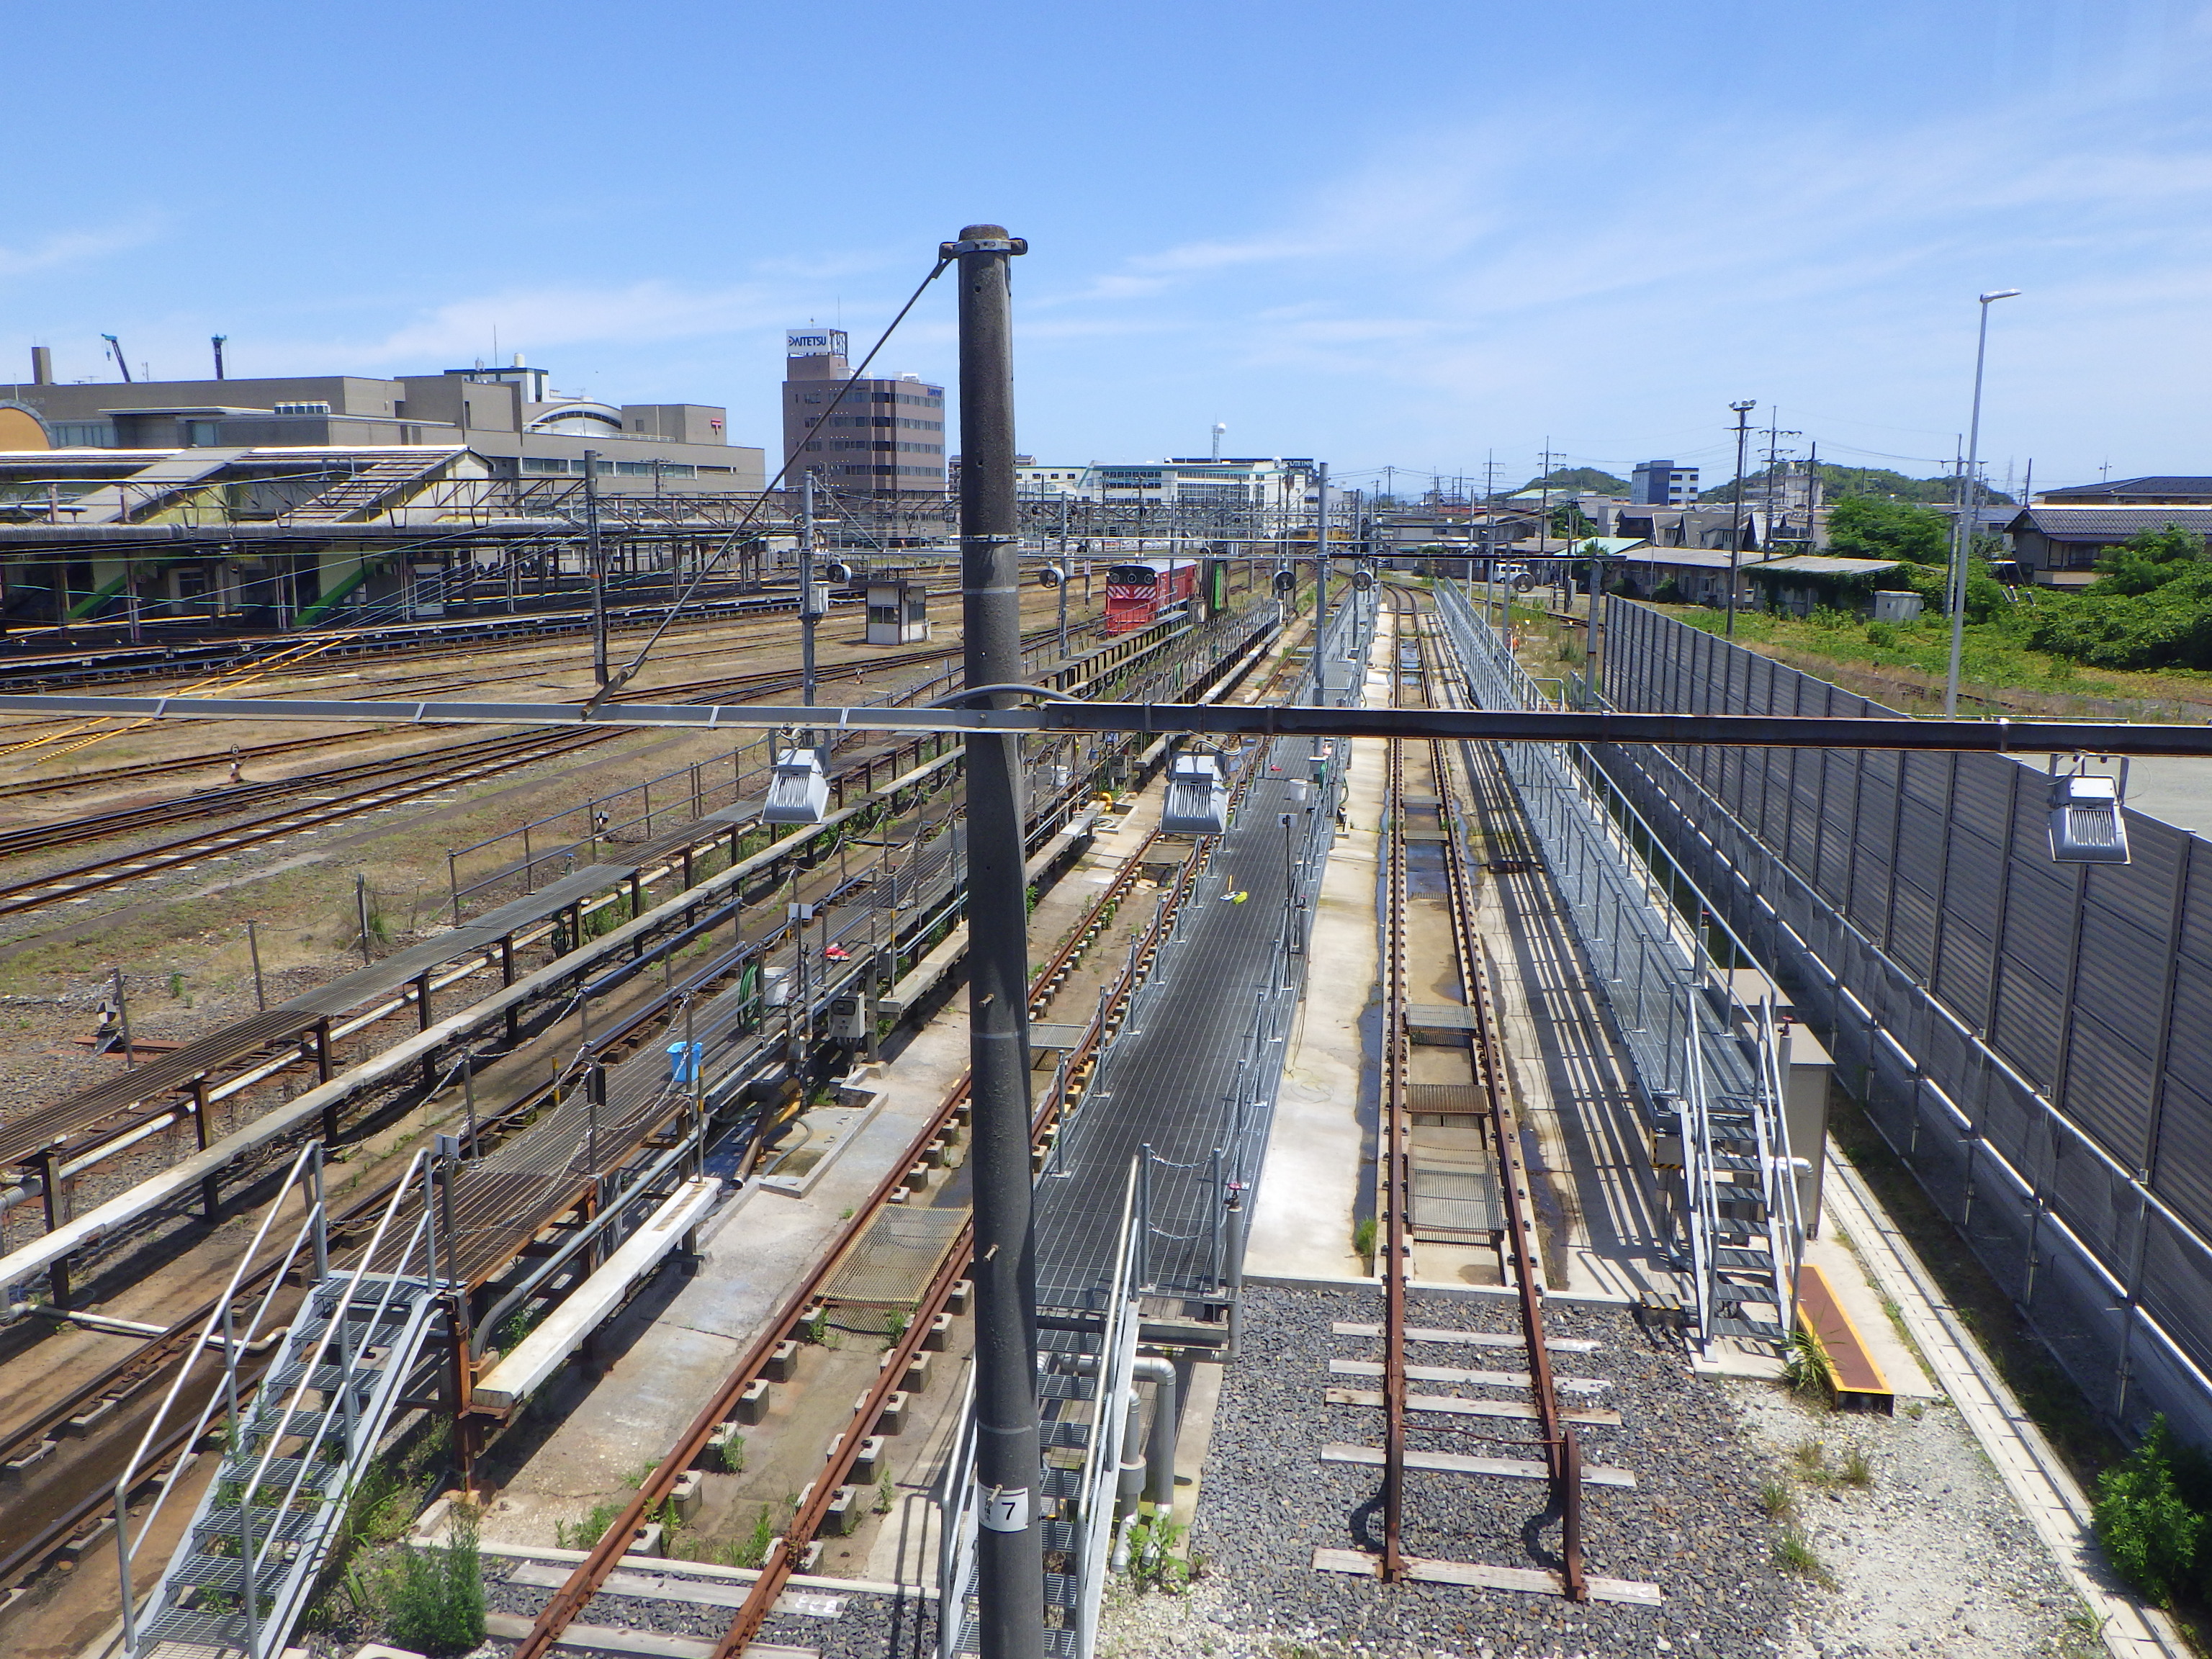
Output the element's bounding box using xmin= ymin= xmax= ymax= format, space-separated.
xmin=780 ymin=328 xmax=946 ymax=495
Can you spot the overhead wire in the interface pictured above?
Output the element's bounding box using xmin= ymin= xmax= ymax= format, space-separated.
xmin=582 ymin=256 xmax=956 ymax=714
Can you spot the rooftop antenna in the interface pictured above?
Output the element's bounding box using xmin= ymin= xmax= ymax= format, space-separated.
xmin=101 ymin=333 xmax=132 ymax=383
xmin=1211 ymin=421 xmax=1226 ymax=462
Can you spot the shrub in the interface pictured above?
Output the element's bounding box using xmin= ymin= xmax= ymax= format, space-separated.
xmin=2093 ymin=1416 xmax=2212 ymax=1606
xmin=384 ymin=1504 xmax=485 ymax=1654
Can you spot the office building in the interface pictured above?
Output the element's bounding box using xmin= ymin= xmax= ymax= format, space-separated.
xmin=1631 ymin=459 xmax=1699 ymax=506
xmin=781 ymin=328 xmax=946 ymax=496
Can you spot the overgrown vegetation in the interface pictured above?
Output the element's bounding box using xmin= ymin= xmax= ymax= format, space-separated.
xmin=2092 ymin=1416 xmax=2212 ymax=1609
xmin=382 ymin=1502 xmax=486 ymax=1654
xmin=1124 ymin=1510 xmax=1197 ymax=1593
xmin=1784 ymin=1326 xmax=1838 ymax=1406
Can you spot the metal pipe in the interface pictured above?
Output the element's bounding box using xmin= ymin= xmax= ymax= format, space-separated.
xmin=37 ymin=688 xmax=2212 ymax=756
xmin=585 ymin=450 xmax=608 ymax=688
xmin=948 ymin=221 xmax=1046 ymax=1659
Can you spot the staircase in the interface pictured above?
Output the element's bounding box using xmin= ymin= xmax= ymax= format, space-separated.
xmin=1676 ymin=999 xmax=1802 ymax=1346
xmin=118 ymin=1146 xmax=449 ymax=1659
xmin=283 ymin=454 xmax=449 ymax=523
xmin=940 ymin=1172 xmax=1141 ymax=1659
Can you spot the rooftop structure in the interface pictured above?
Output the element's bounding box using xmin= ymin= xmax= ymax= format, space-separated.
xmin=2036 ymin=476 xmax=2212 ymax=505
xmin=0 ymin=351 xmax=763 ymax=495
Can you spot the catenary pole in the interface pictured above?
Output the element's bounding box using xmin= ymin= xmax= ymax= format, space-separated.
xmin=1725 ymin=403 xmax=1754 ymax=637
xmin=946 ymin=222 xmax=1046 ymax=1659
xmin=800 ymin=469 xmax=820 ymax=757
xmin=1313 ymin=461 xmax=1329 ymax=703
xmin=584 ymin=449 xmax=608 ymax=687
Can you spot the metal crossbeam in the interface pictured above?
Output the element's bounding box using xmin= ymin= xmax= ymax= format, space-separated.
xmin=4 ymin=689 xmax=2210 ymax=754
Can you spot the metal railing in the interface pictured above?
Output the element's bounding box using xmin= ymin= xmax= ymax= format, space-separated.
xmin=1434 ymin=578 xmax=1801 ymax=1343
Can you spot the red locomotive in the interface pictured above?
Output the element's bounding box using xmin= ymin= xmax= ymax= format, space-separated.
xmin=1102 ymin=558 xmax=1197 ymax=636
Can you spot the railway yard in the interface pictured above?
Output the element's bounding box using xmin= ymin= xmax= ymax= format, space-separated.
xmin=0 ymin=563 xmax=2177 ymax=1659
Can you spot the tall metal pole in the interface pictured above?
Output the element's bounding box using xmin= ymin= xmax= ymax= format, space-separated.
xmin=945 ymin=222 xmax=1046 ymax=1659
xmin=1947 ymin=290 xmax=2021 ymax=717
xmin=800 ymin=469 xmax=820 ymax=757
xmin=1313 ymin=462 xmax=1329 ymax=703
xmin=1056 ymin=494 xmax=1071 ymax=665
xmin=584 ymin=449 xmax=608 ymax=687
xmin=1725 ymin=402 xmax=1755 ymax=637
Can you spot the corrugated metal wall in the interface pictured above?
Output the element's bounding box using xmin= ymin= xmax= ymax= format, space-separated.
xmin=1599 ymin=598 xmax=2212 ymax=1442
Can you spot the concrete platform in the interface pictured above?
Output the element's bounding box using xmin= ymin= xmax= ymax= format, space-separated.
xmin=1244 ymin=612 xmax=1391 ymax=1284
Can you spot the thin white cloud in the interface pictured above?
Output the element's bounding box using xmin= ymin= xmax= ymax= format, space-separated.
xmin=0 ymin=217 xmax=165 ymax=281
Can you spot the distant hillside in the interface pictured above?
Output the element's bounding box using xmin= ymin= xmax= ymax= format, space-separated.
xmin=1698 ymin=463 xmax=2014 ymax=507
xmin=1515 ymin=466 xmax=1629 ymax=498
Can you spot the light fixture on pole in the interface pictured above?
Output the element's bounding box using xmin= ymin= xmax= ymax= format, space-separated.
xmin=1946 ymin=289 xmax=2022 ymax=717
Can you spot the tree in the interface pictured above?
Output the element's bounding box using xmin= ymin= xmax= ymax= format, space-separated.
xmin=1550 ymin=502 xmax=1596 ymax=539
xmin=1825 ymin=497 xmax=1949 ymax=566
xmin=2091 ymin=522 xmax=2209 ymax=596
xmin=1521 ymin=467 xmax=1627 ymax=498
xmin=1699 ymin=464 xmax=2013 ymax=508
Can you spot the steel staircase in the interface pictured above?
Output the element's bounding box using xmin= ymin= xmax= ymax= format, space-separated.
xmin=117 ymin=1145 xmax=451 ymax=1659
xmin=941 ymin=1172 xmax=1140 ymax=1659
xmin=283 ymin=454 xmax=448 ymax=522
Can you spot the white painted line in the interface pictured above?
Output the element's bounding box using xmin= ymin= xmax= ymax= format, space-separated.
xmin=1313 ymin=1545 xmax=1661 ymax=1605
xmin=1329 ymin=1357 xmax=1610 ymax=1393
xmin=1321 ymin=1441 xmax=1636 ymax=1487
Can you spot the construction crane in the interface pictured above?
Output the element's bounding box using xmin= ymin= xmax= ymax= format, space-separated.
xmin=102 ymin=333 xmax=132 ymax=382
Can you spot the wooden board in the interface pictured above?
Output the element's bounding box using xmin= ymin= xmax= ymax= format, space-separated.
xmin=1312 ymin=1547 xmax=1662 ymax=1606
xmin=1321 ymin=1442 xmax=1636 ymax=1488
xmin=1330 ymin=1357 xmax=1611 ymax=1394
xmin=1326 ymin=1386 xmax=1621 ymax=1426
xmin=1333 ymin=1321 xmax=1602 ymax=1353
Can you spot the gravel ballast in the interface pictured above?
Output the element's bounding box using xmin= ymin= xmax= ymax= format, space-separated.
xmin=1115 ymin=1282 xmax=1797 ymax=1658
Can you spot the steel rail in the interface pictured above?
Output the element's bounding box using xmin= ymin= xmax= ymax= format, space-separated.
xmin=1377 ymin=588 xmax=1414 ymax=1581
xmin=1420 ymin=598 xmax=1590 ymax=1602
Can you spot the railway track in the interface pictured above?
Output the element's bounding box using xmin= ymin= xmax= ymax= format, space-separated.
xmin=0 ymin=634 xmax=1001 ymax=918
xmin=507 ymin=809 xmax=1189 ymax=1659
xmin=1374 ymin=587 xmax=1588 ymax=1596
xmin=0 ymin=608 xmax=1275 ymax=1629
xmin=0 ymin=748 xmax=979 ymax=1600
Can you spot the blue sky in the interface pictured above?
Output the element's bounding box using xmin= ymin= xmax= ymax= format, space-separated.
xmin=4 ymin=0 xmax=2209 ymax=495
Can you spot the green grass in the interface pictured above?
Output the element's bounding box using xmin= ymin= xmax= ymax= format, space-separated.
xmin=1660 ymin=601 xmax=2212 ymax=716
xmin=554 ymin=1499 xmax=629 ymax=1551
xmin=1771 ymin=1527 xmax=1835 ymax=1589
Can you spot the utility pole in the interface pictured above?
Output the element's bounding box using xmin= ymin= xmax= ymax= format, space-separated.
xmin=1536 ymin=442 xmax=1555 ymax=600
xmin=1725 ymin=402 xmax=1755 ymax=637
xmin=944 ymin=222 xmax=1046 ymax=1659
xmin=1055 ymin=493 xmax=1071 ymax=664
xmin=1313 ymin=462 xmax=1329 ymax=703
xmin=1946 ymin=289 xmax=2021 ymax=716
xmin=799 ymin=469 xmax=820 ymax=757
xmin=584 ymin=449 xmax=608 ymax=687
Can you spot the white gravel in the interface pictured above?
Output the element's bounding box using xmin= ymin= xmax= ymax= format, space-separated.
xmin=1724 ymin=1381 xmax=2099 ymax=1659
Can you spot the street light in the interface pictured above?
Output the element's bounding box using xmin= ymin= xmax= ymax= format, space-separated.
xmin=1945 ymin=289 xmax=2023 ymax=716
